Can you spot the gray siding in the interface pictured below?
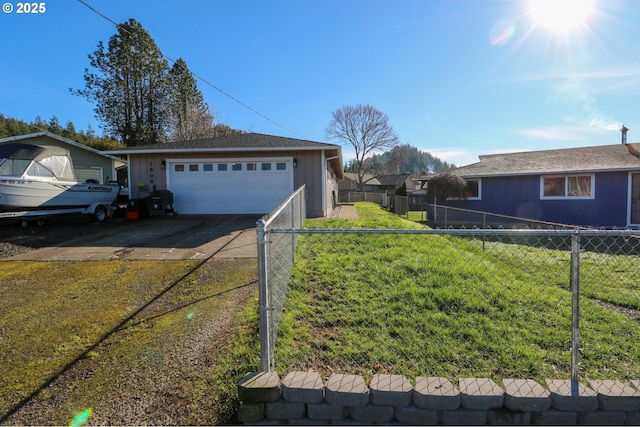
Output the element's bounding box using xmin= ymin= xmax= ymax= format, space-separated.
xmin=126 ymin=150 xmax=336 ymax=217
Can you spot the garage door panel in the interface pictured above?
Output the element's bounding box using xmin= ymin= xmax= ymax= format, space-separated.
xmin=168 ymin=159 xmax=293 ymax=214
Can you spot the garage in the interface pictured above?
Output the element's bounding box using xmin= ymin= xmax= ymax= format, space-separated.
xmin=108 ymin=133 xmax=343 ymax=218
xmin=168 ymin=157 xmax=294 ymax=214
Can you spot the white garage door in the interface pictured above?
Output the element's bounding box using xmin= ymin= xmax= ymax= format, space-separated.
xmin=168 ymin=158 xmax=294 ymax=214
xmin=75 ymin=167 xmax=103 ymax=183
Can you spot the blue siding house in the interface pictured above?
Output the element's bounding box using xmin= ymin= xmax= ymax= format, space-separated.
xmin=443 ymin=143 xmax=640 ymax=228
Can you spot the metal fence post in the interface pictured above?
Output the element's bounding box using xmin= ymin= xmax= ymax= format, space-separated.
xmin=256 ymin=219 xmax=271 ymax=372
xmin=570 ymin=231 xmax=581 ymax=382
xmin=444 ymin=206 xmax=448 ymax=228
xmin=482 ymin=213 xmax=487 ymax=252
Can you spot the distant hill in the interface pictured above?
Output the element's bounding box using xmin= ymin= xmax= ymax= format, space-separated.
xmin=345 ymin=144 xmax=455 ymax=176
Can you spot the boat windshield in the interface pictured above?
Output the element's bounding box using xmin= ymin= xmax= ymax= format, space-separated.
xmin=0 ymin=154 xmax=76 ymax=180
xmin=0 ymin=158 xmax=31 ymax=176
xmin=26 ymin=161 xmax=55 ymax=178
xmin=34 ymin=154 xmax=75 ymax=180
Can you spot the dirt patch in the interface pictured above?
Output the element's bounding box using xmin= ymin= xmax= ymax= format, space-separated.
xmin=594 ymin=298 xmax=640 ymax=323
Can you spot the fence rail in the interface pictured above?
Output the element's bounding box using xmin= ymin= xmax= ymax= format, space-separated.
xmin=257 ymin=199 xmax=640 ymax=394
xmin=406 ymin=200 xmax=635 ymax=230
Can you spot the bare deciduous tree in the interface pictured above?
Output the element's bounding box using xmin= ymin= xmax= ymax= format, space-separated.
xmin=325 ymin=104 xmax=399 ymax=190
xmin=168 ymin=101 xmax=217 ymax=141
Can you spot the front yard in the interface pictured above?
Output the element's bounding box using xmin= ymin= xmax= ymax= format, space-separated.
xmin=2 ymin=202 xmax=638 ymax=424
xmin=0 ymin=257 xmax=259 ymax=425
xmin=274 ymin=203 xmax=640 ymax=382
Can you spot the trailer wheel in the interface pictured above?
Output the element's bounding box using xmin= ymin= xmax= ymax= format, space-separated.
xmin=93 ymin=205 xmax=109 ymax=223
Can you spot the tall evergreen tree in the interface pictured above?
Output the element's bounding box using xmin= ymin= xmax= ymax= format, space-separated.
xmin=74 ymin=18 xmax=171 ymax=146
xmin=47 ymin=116 xmax=63 ymax=134
xmin=168 ymin=58 xmax=216 ymax=141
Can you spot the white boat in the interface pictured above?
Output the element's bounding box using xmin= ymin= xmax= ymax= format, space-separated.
xmin=0 ymin=142 xmax=120 ymax=221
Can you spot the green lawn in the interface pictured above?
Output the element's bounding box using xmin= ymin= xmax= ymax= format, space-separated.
xmin=274 ymin=203 xmax=640 ymax=382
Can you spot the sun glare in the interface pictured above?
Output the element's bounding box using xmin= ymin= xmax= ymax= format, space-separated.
xmin=529 ymin=0 xmax=594 ymax=32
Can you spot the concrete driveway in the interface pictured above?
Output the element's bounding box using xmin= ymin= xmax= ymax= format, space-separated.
xmin=9 ymin=215 xmax=259 ymax=261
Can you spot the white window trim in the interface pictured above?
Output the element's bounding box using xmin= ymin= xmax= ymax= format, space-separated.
xmin=540 ymin=174 xmax=595 ymax=200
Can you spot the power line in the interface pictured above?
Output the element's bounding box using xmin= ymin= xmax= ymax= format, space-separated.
xmin=76 ymin=0 xmax=119 ymax=27
xmin=76 ymin=0 xmax=304 ymax=139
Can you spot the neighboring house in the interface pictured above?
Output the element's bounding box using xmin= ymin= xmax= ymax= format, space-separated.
xmin=0 ymin=131 xmax=125 ymax=184
xmin=339 ymin=173 xmax=381 ymax=192
xmin=339 ymin=173 xmax=417 ymax=193
xmin=444 ymin=143 xmax=640 ymax=228
xmin=106 ymin=133 xmax=343 ymax=217
xmin=376 ymin=173 xmax=416 ymax=193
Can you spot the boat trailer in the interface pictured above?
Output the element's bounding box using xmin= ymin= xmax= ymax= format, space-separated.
xmin=0 ymin=202 xmax=115 ymax=225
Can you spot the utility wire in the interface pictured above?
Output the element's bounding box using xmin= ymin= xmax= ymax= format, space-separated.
xmin=76 ymin=0 xmax=304 ymax=139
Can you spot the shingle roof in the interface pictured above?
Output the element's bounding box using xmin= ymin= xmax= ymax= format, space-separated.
xmin=451 ymin=143 xmax=640 ymax=177
xmin=342 ymin=172 xmax=381 ymax=185
xmin=106 ymin=132 xmax=340 ymax=153
xmin=376 ymin=173 xmax=412 ymax=186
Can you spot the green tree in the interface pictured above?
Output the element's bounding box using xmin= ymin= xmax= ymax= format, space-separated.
xmin=369 ymin=144 xmax=455 ymax=175
xmin=74 ymin=18 xmax=171 ymax=146
xmin=0 ymin=115 xmax=31 ymax=137
xmin=62 ymin=121 xmax=77 ymax=140
xmin=168 ymin=58 xmax=216 ymax=141
xmin=47 ymin=116 xmax=63 ymax=134
xmin=325 ymin=104 xmax=399 ymax=190
xmin=32 ymin=115 xmax=47 ymax=130
xmin=427 ymin=171 xmax=467 ymax=202
xmin=395 ymin=181 xmax=407 ymax=196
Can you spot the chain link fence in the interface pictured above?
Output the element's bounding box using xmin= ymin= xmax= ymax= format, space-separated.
xmin=257 ymin=199 xmax=640 ymax=394
xmin=256 ymin=185 xmax=307 ymax=370
xmin=339 ymin=191 xmax=389 ymax=207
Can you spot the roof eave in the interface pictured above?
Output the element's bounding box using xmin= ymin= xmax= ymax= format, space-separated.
xmin=456 ymin=166 xmax=640 ymax=179
xmin=106 ymin=145 xmax=340 ymax=155
xmin=324 ymin=149 xmax=344 ymax=180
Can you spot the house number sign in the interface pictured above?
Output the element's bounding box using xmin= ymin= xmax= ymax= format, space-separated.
xmin=148 ymin=162 xmax=154 ymax=185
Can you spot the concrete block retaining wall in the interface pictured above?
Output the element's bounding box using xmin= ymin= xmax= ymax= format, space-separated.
xmin=237 ymin=372 xmax=640 ymax=425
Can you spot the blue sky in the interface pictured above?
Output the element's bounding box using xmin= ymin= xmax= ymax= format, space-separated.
xmin=1 ymin=0 xmax=639 ymax=166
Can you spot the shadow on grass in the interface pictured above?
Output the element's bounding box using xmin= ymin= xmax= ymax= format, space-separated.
xmin=0 ymin=232 xmax=253 ymax=423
